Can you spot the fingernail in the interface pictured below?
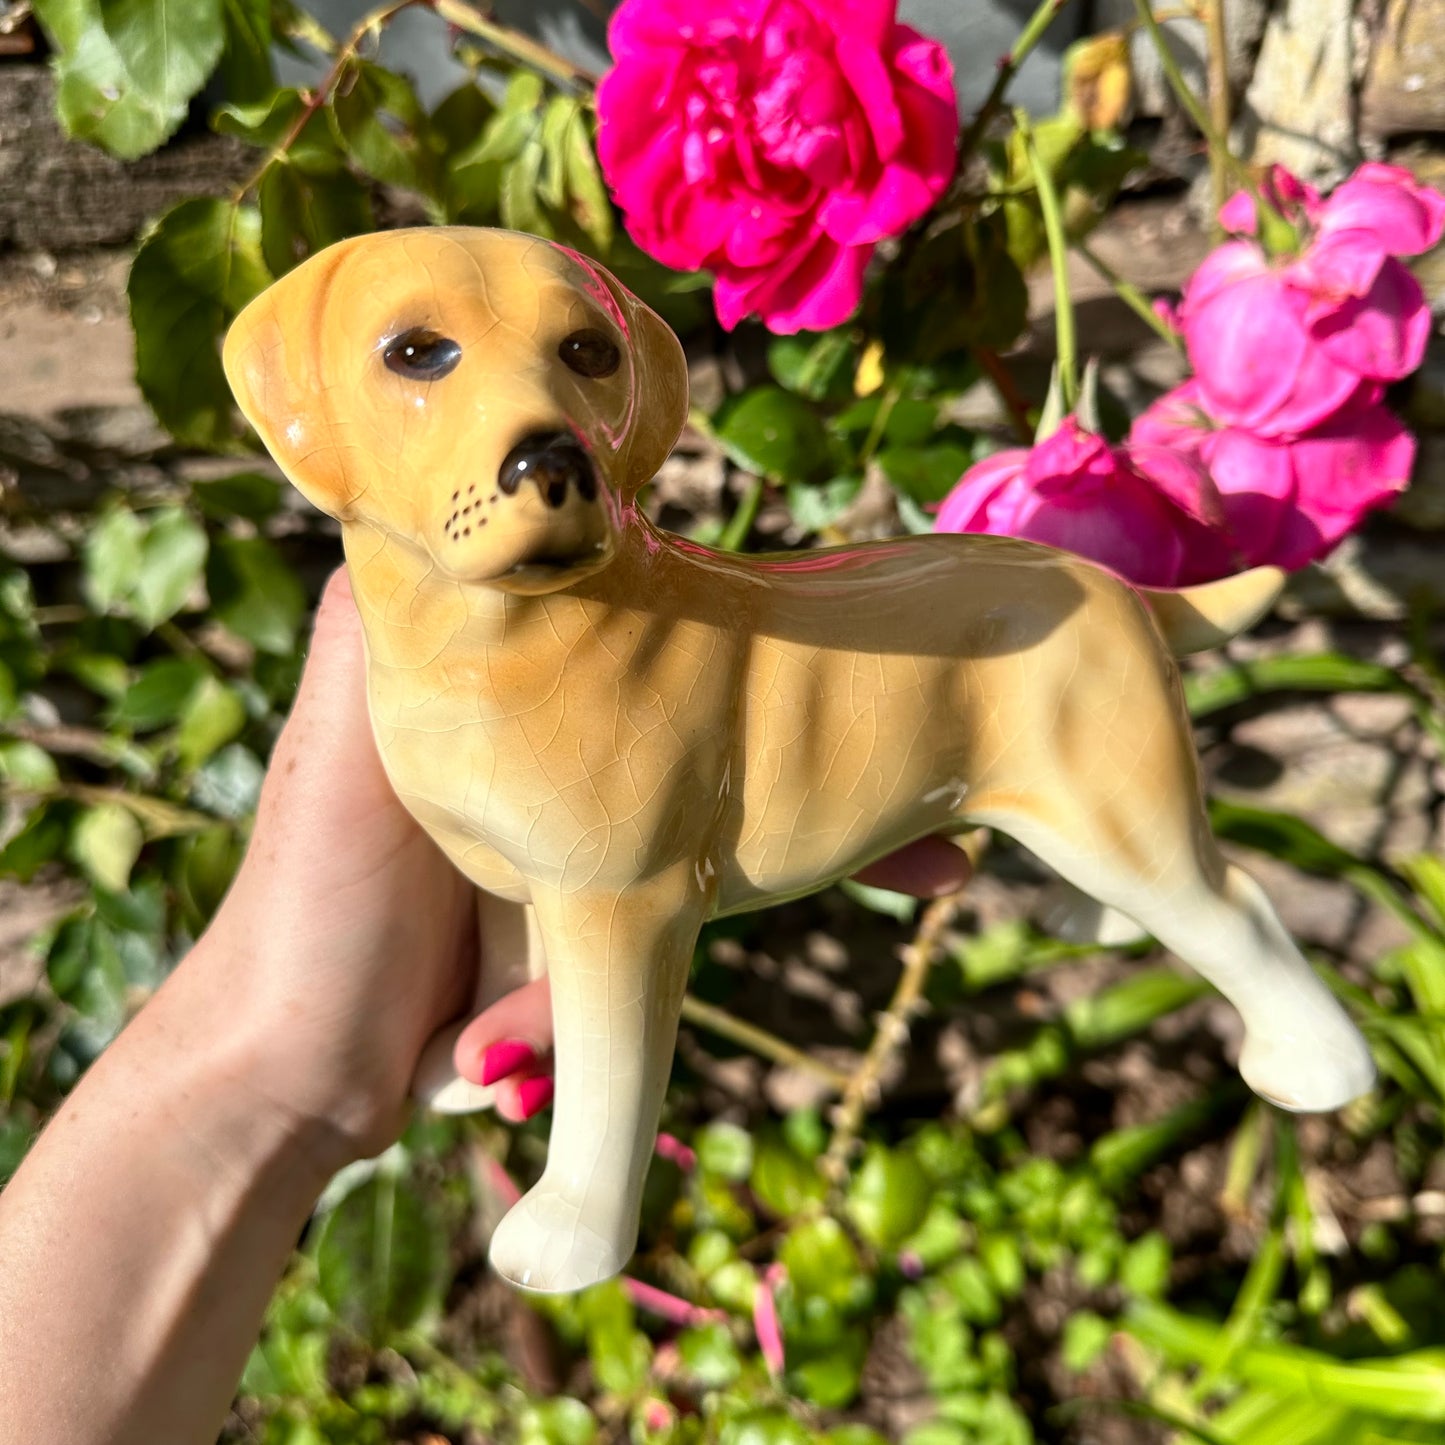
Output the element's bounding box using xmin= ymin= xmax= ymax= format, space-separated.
xmin=479 ymin=1039 xmax=539 ymax=1087
xmin=517 ymin=1075 xmax=555 ymax=1120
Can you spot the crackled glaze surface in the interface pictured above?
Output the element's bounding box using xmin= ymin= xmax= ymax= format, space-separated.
xmin=224 ymin=229 xmax=1376 ymax=1293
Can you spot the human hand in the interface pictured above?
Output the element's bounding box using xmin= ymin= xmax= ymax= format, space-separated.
xmin=193 ymin=569 xmax=479 ymax=1166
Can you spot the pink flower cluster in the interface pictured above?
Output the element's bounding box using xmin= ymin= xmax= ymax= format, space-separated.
xmin=940 ymin=164 xmax=1440 ymax=585
xmin=596 ymin=0 xmax=957 ymax=332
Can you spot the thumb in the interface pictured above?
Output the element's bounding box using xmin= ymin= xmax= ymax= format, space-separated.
xmin=256 ymin=568 xmax=394 ymax=834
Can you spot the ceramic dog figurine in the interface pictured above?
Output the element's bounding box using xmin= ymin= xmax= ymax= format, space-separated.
xmin=223 ymin=228 xmax=1376 ymax=1293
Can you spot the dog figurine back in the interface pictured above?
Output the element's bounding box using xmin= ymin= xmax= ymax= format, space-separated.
xmin=224 ymin=228 xmax=1375 ymax=1293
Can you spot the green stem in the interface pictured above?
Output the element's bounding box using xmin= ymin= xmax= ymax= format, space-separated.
xmin=1205 ymin=0 xmax=1233 ymax=226
xmin=1076 ymin=239 xmax=1183 ymax=351
xmin=717 ymin=474 xmax=764 ymax=552
xmin=680 ymin=995 xmax=851 ymax=1090
xmin=859 ymin=383 xmax=902 ymax=464
xmin=1016 ymin=110 xmax=1078 ymax=413
xmin=958 ymin=0 xmax=1080 ymax=163
xmin=1132 ymin=0 xmax=1217 ymax=140
xmin=431 ymin=0 xmax=598 ymax=89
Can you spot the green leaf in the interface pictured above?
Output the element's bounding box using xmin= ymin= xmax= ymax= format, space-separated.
xmin=83 ymin=506 xmax=206 ymax=627
xmin=1061 ymin=1310 xmax=1112 ymax=1372
xmin=176 ymin=676 xmax=247 ymax=769
xmin=519 ymin=1398 xmax=598 ymax=1445
xmin=788 ymin=1323 xmax=868 ymax=1407
xmin=1185 ymin=654 xmax=1405 ymax=718
xmin=128 ymin=198 xmax=271 ymax=448
xmin=83 ymin=507 xmax=145 ymax=613
xmin=35 ymin=0 xmax=224 ymax=159
xmin=190 ymin=743 xmax=265 ymax=819
xmin=678 ymin=1320 xmax=741 ymax=1388
xmin=1129 ymin=1301 xmax=1445 ymax=1421
xmin=579 ymin=1280 xmax=652 ymax=1395
xmin=720 ymin=1411 xmax=813 ymax=1445
xmin=207 ymin=536 xmax=306 ymax=655
xmin=0 ymin=803 xmax=70 ymax=882
xmin=331 ymin=60 xmax=440 ymax=205
xmin=68 ymin=802 xmax=144 ymax=892
xmin=778 ymin=1217 xmax=863 ymax=1307
xmin=192 ymin=470 xmax=283 ymax=522
xmin=846 ymin=1145 xmax=934 ymax=1250
xmin=564 ymin=105 xmax=614 ymax=250
xmin=500 ymin=136 xmax=550 ymax=236
xmin=1065 ymin=967 xmax=1209 ymax=1051
xmin=258 ymin=157 xmax=372 ymax=277
xmin=453 ymin=70 xmax=543 ymax=168
xmin=1119 ymin=1230 xmax=1171 ymax=1298
xmin=750 ymin=1132 xmax=827 ymax=1219
xmin=768 ymin=331 xmax=856 ymax=403
xmin=537 ymin=94 xmax=575 ymax=211
xmin=213 ymin=88 xmax=335 ymax=169
xmin=217 ymin=0 xmax=271 ymax=104
xmin=114 ymin=657 xmax=206 ymax=730
xmin=0 ymin=740 xmax=60 ymax=791
xmin=314 ymin=1171 xmax=451 ymax=1343
xmin=878 ymin=442 xmax=973 ymax=505
xmin=714 ymin=387 xmax=831 ymax=483
xmin=695 ymin=1121 xmax=754 ymax=1182
xmin=133 ymin=507 xmax=208 ymax=627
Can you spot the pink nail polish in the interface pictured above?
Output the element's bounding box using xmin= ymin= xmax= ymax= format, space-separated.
xmin=479 ymin=1039 xmax=539 ymax=1087
xmin=517 ymin=1075 xmax=555 ymax=1120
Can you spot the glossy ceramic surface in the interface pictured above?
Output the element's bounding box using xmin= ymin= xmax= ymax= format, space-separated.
xmin=224 ymin=228 xmax=1376 ymax=1293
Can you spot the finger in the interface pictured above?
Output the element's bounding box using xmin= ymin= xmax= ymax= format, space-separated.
xmin=852 ymin=836 xmax=973 ymax=898
xmin=454 ymin=974 xmax=555 ymax=1085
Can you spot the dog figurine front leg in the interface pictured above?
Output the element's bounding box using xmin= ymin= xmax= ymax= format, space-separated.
xmin=487 ymin=865 xmax=709 ymax=1292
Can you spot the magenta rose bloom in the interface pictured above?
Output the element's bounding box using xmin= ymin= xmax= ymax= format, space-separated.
xmin=1133 ymin=381 xmax=1416 ymax=570
xmin=596 ymin=0 xmax=957 ymax=333
xmin=1182 ymin=164 xmax=1444 ymax=436
xmin=934 ymin=417 xmax=1237 ymax=588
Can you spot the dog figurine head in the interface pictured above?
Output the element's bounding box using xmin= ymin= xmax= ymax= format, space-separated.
xmin=223 ymin=229 xmax=688 ymax=594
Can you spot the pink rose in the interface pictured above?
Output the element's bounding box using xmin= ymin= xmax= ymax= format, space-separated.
xmin=1316 ymin=162 xmax=1445 ymax=258
xmin=596 ymin=0 xmax=957 ymax=333
xmin=1133 ymin=381 xmax=1416 ymax=570
xmin=934 ymin=417 xmax=1237 ymax=588
xmin=1185 ymin=164 xmax=1443 ymax=435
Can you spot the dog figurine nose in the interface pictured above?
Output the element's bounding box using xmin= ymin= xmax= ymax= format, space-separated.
xmin=499 ymin=432 xmax=598 ymax=508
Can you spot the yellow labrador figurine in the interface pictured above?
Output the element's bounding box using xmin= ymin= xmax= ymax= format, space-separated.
xmin=224 ymin=229 xmax=1375 ymax=1293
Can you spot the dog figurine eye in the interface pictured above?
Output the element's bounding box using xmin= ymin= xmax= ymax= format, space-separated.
xmin=558 ymin=328 xmax=621 ymax=379
xmin=384 ymin=329 xmax=463 ymax=381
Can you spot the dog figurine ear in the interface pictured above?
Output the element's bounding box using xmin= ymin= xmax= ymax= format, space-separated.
xmin=592 ymin=264 xmax=690 ymax=492
xmin=222 ymin=244 xmax=360 ymax=521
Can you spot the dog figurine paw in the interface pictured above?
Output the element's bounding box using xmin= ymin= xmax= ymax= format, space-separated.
xmin=224 ymin=228 xmax=1376 ymax=1293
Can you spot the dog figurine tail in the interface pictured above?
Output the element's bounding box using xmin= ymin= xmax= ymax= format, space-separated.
xmin=1140 ymin=566 xmax=1286 ymax=657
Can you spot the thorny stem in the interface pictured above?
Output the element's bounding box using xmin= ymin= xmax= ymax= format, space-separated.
xmin=1015 ymin=109 xmax=1078 ymax=413
xmin=434 ymin=0 xmax=598 ymax=88
xmin=680 ymin=995 xmax=852 ymax=1092
xmin=1205 ymin=0 xmax=1233 ymax=229
xmin=232 ymin=0 xmax=425 ymax=203
xmin=958 ymin=0 xmax=1079 ymax=164
xmin=1075 ymin=238 xmax=1184 ymax=351
xmin=231 ymin=0 xmax=594 ymax=203
xmin=822 ymin=888 xmax=968 ymax=1183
